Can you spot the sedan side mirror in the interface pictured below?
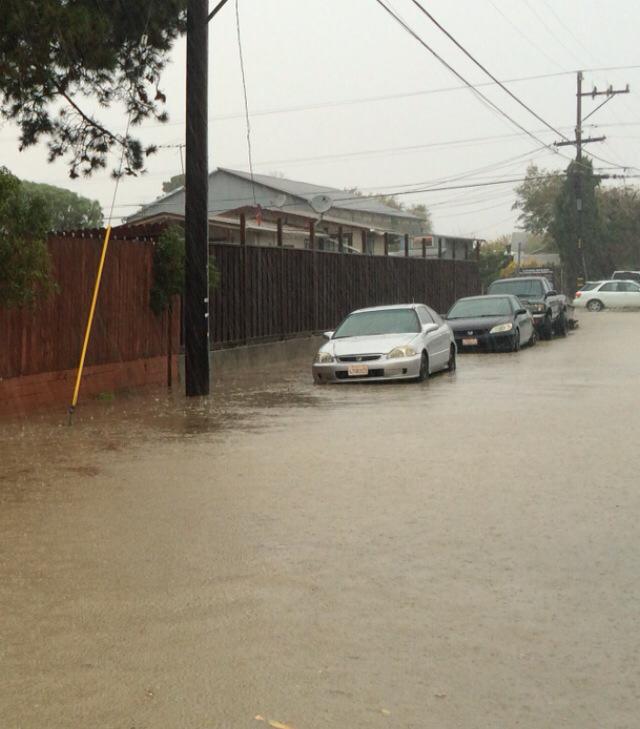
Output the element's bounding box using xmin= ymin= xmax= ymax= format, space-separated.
xmin=323 ymin=331 xmax=334 ymax=339
xmin=515 ymin=308 xmax=528 ymax=315
xmin=422 ymin=323 xmax=439 ymax=335
xmin=545 ymin=290 xmax=558 ymax=297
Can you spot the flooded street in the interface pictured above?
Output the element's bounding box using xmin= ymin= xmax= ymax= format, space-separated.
xmin=1 ymin=312 xmax=639 ymax=729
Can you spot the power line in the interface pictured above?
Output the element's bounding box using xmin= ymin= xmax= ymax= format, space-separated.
xmin=520 ymin=0 xmax=584 ymax=67
xmin=234 ymin=0 xmax=257 ymax=205
xmin=103 ymin=169 xmax=640 ymax=215
xmin=537 ymin=0 xmax=600 ymax=66
xmin=408 ymin=0 xmax=570 ymax=141
xmin=486 ymin=0 xmax=565 ymax=69
xmin=372 ymin=0 xmax=565 ymax=159
xmin=146 ymin=63 xmax=638 ymax=126
xmin=237 ymin=130 xmax=561 ymax=168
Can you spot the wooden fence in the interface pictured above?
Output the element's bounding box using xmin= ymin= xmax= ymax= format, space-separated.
xmin=0 ymin=234 xmax=178 ymax=381
xmin=209 ymin=244 xmax=479 ymax=347
xmin=1 ymin=234 xmax=479 ymax=381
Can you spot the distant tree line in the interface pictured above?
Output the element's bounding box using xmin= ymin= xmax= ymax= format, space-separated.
xmin=481 ymin=160 xmax=640 ymax=288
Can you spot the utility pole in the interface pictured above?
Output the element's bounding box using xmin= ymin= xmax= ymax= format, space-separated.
xmin=554 ymin=71 xmax=630 ymax=284
xmin=183 ymin=0 xmax=231 ymax=397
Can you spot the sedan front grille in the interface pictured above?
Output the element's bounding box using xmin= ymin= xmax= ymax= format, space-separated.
xmin=457 ymin=329 xmax=487 ymax=337
xmin=337 ymin=354 xmax=381 ymax=363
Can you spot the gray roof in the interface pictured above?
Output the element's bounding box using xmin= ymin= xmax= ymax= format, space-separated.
xmin=127 ymin=168 xmax=422 ymax=223
xmin=221 ymin=168 xmax=420 ymax=220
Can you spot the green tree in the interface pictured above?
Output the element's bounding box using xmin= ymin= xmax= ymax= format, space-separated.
xmin=22 ymin=181 xmax=103 ymax=230
xmin=597 ymin=186 xmax=640 ymax=269
xmin=0 ymin=1 xmax=186 ymax=178
xmin=162 ymin=173 xmax=186 ymax=195
xmin=150 ymin=225 xmax=185 ymax=315
xmin=513 ymin=164 xmax=564 ymax=248
xmin=406 ymin=203 xmax=432 ymax=232
xmin=345 ymin=188 xmax=432 ymax=231
xmin=478 ymin=235 xmax=513 ymax=290
xmin=550 ymin=159 xmax=603 ymax=282
xmin=0 ymin=168 xmax=56 ymax=308
xmin=150 ymin=225 xmax=220 ymax=316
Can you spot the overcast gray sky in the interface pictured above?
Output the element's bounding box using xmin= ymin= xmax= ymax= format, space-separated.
xmin=2 ymin=0 xmax=639 ymax=238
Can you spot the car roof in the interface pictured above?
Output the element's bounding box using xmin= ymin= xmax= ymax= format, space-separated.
xmin=490 ymin=277 xmax=543 ymax=283
xmin=455 ymin=294 xmax=515 ymax=301
xmin=350 ymin=304 xmax=421 ymax=314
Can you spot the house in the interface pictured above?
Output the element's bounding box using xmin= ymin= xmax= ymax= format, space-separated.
xmin=126 ymin=168 xmax=427 ymax=255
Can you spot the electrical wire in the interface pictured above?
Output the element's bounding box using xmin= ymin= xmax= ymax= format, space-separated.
xmin=408 ymin=0 xmax=570 ymax=141
xmin=538 ymin=0 xmax=600 ymax=66
xmin=234 ymin=0 xmax=257 ymax=206
xmin=520 ymin=0 xmax=584 ymax=67
xmin=372 ymin=0 xmax=573 ymax=166
xmin=486 ymin=0 xmax=565 ymax=69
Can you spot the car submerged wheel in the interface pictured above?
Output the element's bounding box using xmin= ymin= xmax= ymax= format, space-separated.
xmin=556 ymin=310 xmax=568 ymax=336
xmin=587 ymin=299 xmax=604 ymax=312
xmin=417 ymin=351 xmax=429 ymax=382
xmin=447 ymin=345 xmax=456 ymax=372
xmin=511 ymin=329 xmax=520 ymax=352
xmin=542 ymin=314 xmax=553 ymax=340
xmin=529 ymin=328 xmax=538 ymax=346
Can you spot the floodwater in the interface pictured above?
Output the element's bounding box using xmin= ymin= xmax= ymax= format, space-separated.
xmin=1 ymin=312 xmax=639 ymax=729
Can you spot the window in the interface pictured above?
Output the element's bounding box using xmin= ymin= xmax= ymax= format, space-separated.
xmin=612 ymin=271 xmax=640 ymax=283
xmin=447 ymin=298 xmax=513 ymax=318
xmin=488 ymin=279 xmax=545 ymax=297
xmin=333 ymin=309 xmax=421 ymax=338
xmin=579 ymin=282 xmax=601 ymax=292
xmin=618 ymin=281 xmax=640 ymax=292
xmin=426 ymin=307 xmax=444 ymax=325
xmin=599 ymin=282 xmax=619 ymax=292
xmin=417 ymin=307 xmax=433 ymax=325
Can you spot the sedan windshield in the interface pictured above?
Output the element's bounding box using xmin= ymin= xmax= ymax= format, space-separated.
xmin=489 ymin=279 xmax=544 ymax=298
xmin=334 ymin=309 xmax=420 ymax=338
xmin=448 ymin=297 xmax=513 ymax=318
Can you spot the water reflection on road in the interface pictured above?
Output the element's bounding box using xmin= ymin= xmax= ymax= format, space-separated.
xmin=1 ymin=313 xmax=640 ymax=729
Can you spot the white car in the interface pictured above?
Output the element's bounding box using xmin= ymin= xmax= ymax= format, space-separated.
xmin=312 ymin=304 xmax=456 ymax=383
xmin=573 ymin=279 xmax=640 ymax=311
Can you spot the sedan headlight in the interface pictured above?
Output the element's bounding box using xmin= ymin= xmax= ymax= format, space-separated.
xmin=316 ymin=351 xmax=334 ymax=363
xmin=387 ymin=345 xmax=417 ymax=359
xmin=490 ymin=322 xmax=514 ymax=334
xmin=529 ymin=303 xmax=545 ymax=313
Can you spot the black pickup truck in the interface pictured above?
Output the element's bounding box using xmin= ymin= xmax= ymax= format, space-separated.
xmin=487 ymin=276 xmax=570 ymax=339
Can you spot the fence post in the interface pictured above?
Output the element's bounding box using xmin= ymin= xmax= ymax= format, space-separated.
xmin=452 ymin=239 xmax=457 ymax=305
xmin=404 ymin=233 xmax=410 ymax=257
xmin=240 ymin=213 xmax=248 ymax=344
xmin=465 ymin=241 xmax=469 ymax=260
xmin=309 ymin=219 xmax=315 ymax=251
xmin=476 ymin=239 xmax=481 ymax=261
xmin=438 ymin=237 xmax=443 ymax=259
xmin=310 ymin=220 xmax=319 ymax=332
xmin=278 ymin=218 xmax=285 ymax=339
xmin=384 ymin=232 xmax=389 ymax=256
xmin=338 ymin=225 xmax=344 ymax=253
xmin=361 ymin=229 xmax=367 ymax=255
xmin=422 ymin=237 xmax=427 ymax=258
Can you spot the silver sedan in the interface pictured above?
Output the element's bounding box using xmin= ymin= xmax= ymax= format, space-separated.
xmin=312 ymin=304 xmax=457 ymax=384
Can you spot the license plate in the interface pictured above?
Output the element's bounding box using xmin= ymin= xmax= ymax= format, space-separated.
xmin=347 ymin=364 xmax=369 ymax=376
xmin=462 ymin=337 xmax=478 ymax=346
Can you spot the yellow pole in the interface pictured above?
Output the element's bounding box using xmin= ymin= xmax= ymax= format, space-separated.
xmin=68 ymin=225 xmax=113 ymax=418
